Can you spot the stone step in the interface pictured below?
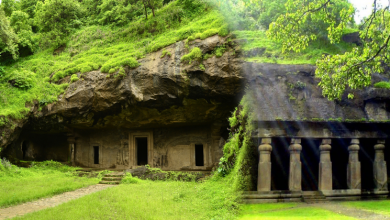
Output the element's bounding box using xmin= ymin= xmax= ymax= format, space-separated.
xmin=102 ymin=177 xmax=122 ymax=181
xmin=105 ymin=174 xmax=124 ymax=177
xmin=99 ymin=181 xmax=121 ymax=185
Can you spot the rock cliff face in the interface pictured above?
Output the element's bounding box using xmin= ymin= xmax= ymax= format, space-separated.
xmin=243 ymin=63 xmax=390 ymax=122
xmin=0 ymin=35 xmax=243 ymax=156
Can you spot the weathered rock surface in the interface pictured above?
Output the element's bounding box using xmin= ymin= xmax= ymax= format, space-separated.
xmin=243 ymin=63 xmax=390 ymax=122
xmin=0 ymin=35 xmax=243 ymax=153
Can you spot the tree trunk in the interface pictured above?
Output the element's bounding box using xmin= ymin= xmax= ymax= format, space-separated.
xmin=152 ymin=6 xmax=155 ymax=17
xmin=143 ymin=3 xmax=148 ymax=19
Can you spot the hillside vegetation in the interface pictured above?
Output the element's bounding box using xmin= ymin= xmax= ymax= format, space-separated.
xmin=0 ymin=0 xmax=228 ymax=120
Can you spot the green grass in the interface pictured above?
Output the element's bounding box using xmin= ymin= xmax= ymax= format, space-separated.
xmin=14 ymin=177 xmax=239 ymax=220
xmin=0 ymin=2 xmax=228 ymax=119
xmin=344 ymin=200 xmax=390 ymax=216
xmin=239 ymin=205 xmax=355 ymax=220
xmin=234 ymin=30 xmax=354 ymax=65
xmin=0 ymin=161 xmax=100 ymax=208
xmin=374 ymin=81 xmax=390 ymax=89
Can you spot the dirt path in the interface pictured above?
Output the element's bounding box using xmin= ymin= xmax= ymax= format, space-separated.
xmin=309 ymin=202 xmax=390 ymax=220
xmin=0 ymin=184 xmax=115 ymax=220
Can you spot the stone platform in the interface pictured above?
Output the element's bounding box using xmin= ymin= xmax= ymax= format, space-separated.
xmin=242 ymin=190 xmax=389 ymax=203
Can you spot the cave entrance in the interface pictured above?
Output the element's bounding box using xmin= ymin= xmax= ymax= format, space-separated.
xmin=22 ymin=141 xmax=29 ymax=160
xmin=301 ymin=139 xmax=320 ymax=191
xmin=195 ymin=144 xmax=204 ymax=166
xmin=360 ymin=139 xmax=375 ymax=191
xmin=271 ymin=137 xmax=290 ymax=191
xmin=136 ymin=138 xmax=148 ymax=166
xmin=331 ymin=138 xmax=350 ymax=189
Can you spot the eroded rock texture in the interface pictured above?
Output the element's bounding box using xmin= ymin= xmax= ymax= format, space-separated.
xmin=1 ymin=35 xmax=243 ymax=170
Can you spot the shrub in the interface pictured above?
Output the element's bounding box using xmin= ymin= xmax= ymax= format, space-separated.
xmin=374 ymin=81 xmax=390 ymax=89
xmin=115 ymin=67 xmax=126 ymax=78
xmin=121 ymin=173 xmax=143 ymax=184
xmin=194 ymin=33 xmax=201 ymax=39
xmin=187 ymin=35 xmax=195 ymax=41
xmin=218 ymin=24 xmax=229 ymax=37
xmin=181 ymin=47 xmax=202 ymax=64
xmin=200 ymin=29 xmax=219 ymax=40
xmin=108 ymin=68 xmax=116 ymax=74
xmin=8 ymin=70 xmax=35 ymax=89
xmin=101 ymin=57 xmax=139 ymax=73
xmin=215 ymin=45 xmax=226 ymax=57
xmin=70 ymin=74 xmax=79 ymax=83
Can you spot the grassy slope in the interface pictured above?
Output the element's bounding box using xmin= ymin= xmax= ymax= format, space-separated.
xmin=234 ymin=30 xmax=354 ymax=65
xmin=0 ymin=2 xmax=227 ymax=120
xmin=0 ymin=162 xmax=100 ymax=208
xmin=14 ymin=178 xmax=239 ymax=220
xmin=239 ymin=204 xmax=355 ymax=220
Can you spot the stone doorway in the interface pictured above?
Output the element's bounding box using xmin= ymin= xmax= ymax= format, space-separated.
xmin=360 ymin=139 xmax=376 ymax=191
xmin=136 ymin=137 xmax=148 ymax=166
xmin=301 ymin=139 xmax=320 ymax=191
xmin=271 ymin=137 xmax=290 ymax=190
xmin=195 ymin=144 xmax=204 ymax=166
xmin=331 ymin=138 xmax=350 ymax=190
xmin=93 ymin=146 xmax=99 ymax=164
xmin=22 ymin=141 xmax=28 ymax=160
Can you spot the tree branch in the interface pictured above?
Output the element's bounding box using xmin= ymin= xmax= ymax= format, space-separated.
xmin=346 ymin=32 xmax=390 ymax=73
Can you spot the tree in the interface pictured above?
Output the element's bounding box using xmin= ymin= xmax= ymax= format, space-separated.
xmin=34 ymin=0 xmax=82 ymax=47
xmin=20 ymin=0 xmax=44 ymax=19
xmin=97 ymin=0 xmax=143 ymax=25
xmin=10 ymin=10 xmax=36 ymax=52
xmin=267 ymin=0 xmax=390 ymax=100
xmin=0 ymin=8 xmax=19 ymax=60
xmin=0 ymin=0 xmax=20 ymax=17
xmin=141 ymin=0 xmax=163 ymax=19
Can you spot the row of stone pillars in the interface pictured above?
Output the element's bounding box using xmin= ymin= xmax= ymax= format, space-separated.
xmin=258 ymin=138 xmax=388 ymax=192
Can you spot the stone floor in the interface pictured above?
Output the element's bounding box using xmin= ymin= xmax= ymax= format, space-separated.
xmin=0 ymin=184 xmax=115 ymax=220
xmin=310 ymin=202 xmax=390 ymax=220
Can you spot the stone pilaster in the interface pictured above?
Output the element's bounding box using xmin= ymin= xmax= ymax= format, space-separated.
xmin=319 ymin=139 xmax=332 ymax=191
xmin=258 ymin=138 xmax=272 ymax=192
xmin=374 ymin=140 xmax=388 ymax=191
xmin=289 ymin=138 xmax=302 ymax=191
xmin=67 ymin=136 xmax=76 ymax=166
xmin=347 ymin=139 xmax=361 ymax=190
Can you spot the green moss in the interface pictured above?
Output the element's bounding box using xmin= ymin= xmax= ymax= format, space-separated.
xmin=181 ymin=47 xmax=202 ymax=64
xmin=199 ymin=64 xmax=205 ymax=71
xmin=203 ymin=53 xmax=213 ymax=60
xmin=374 ymin=81 xmax=390 ymax=89
xmin=160 ymin=49 xmax=171 ymax=58
xmin=70 ymin=74 xmax=79 ymax=83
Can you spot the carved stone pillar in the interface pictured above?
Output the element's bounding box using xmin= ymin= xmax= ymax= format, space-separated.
xmin=258 ymin=138 xmax=272 ymax=192
xmin=319 ymin=139 xmax=332 ymax=191
xmin=347 ymin=139 xmax=361 ymax=190
xmin=67 ymin=136 xmax=76 ymax=166
xmin=289 ymin=138 xmax=302 ymax=191
xmin=374 ymin=140 xmax=388 ymax=192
